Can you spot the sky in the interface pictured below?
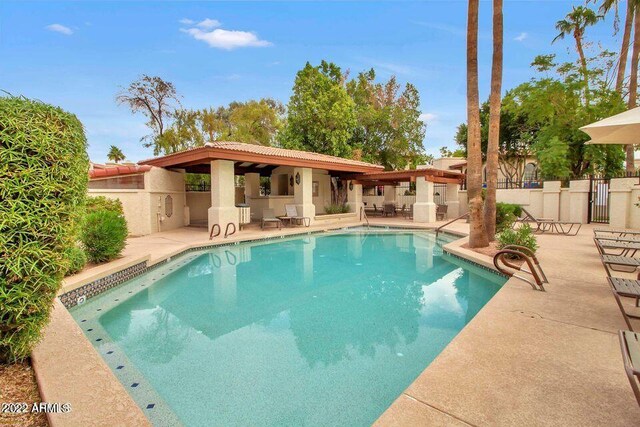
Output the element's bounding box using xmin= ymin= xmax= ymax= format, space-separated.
xmin=0 ymin=0 xmax=623 ymax=163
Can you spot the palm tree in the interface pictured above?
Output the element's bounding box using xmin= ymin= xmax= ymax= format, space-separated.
xmin=598 ymin=0 xmax=639 ymax=172
xmin=467 ymin=0 xmax=489 ymax=248
xmin=107 ymin=145 xmax=125 ymax=163
xmin=484 ymin=0 xmax=503 ymax=241
xmin=627 ymin=6 xmax=640 ymax=172
xmin=598 ymin=0 xmax=636 ymax=92
xmin=553 ymin=6 xmax=602 ymax=107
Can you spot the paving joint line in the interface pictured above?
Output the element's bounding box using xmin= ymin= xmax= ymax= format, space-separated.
xmin=401 ymin=393 xmax=477 ymax=426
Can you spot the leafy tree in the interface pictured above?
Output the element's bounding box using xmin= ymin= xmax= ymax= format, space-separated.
xmin=107 ymin=145 xmax=125 ymax=163
xmin=503 ymin=53 xmax=626 ymax=178
xmin=201 ymin=99 xmax=285 ymax=145
xmin=346 ymin=70 xmax=426 ymax=169
xmin=280 ymin=61 xmax=357 ymax=158
xmin=116 ymin=75 xmax=181 ymax=153
xmin=156 ymin=109 xmax=204 ymax=155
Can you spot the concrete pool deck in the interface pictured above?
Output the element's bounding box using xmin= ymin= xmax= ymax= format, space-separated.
xmin=376 ymin=223 xmax=640 ymax=426
xmin=31 ymin=219 xmax=640 ymax=426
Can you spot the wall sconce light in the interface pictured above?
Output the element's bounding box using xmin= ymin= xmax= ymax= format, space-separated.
xmin=295 ymin=172 xmax=301 ymax=185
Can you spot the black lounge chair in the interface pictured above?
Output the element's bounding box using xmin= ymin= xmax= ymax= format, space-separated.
xmin=608 ymin=277 xmax=640 ymax=331
xmin=619 ymin=330 xmax=640 ymax=406
xmin=517 ymin=207 xmax=582 ymax=236
xmin=436 ymin=204 xmax=448 ymax=221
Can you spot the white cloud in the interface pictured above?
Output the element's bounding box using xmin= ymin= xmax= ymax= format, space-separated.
xmin=182 ymin=27 xmax=271 ymax=50
xmin=514 ymin=32 xmax=528 ymax=42
xmin=179 ymin=18 xmax=195 ymax=25
xmin=196 ymin=18 xmax=221 ymax=30
xmin=419 ymin=113 xmax=437 ymax=122
xmin=45 ymin=24 xmax=73 ymax=35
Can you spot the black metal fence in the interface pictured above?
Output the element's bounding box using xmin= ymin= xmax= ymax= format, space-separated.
xmin=186 ymin=183 xmax=211 ymax=192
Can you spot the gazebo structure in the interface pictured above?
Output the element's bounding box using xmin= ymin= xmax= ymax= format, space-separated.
xmin=352 ymin=167 xmax=464 ymax=222
xmin=89 ymin=141 xmax=465 ymax=236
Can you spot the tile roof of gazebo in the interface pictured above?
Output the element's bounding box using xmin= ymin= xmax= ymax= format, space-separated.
xmin=139 ymin=141 xmax=385 ymax=174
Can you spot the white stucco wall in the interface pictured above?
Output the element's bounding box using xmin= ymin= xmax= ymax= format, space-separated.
xmin=88 ymin=167 xmax=187 ymax=236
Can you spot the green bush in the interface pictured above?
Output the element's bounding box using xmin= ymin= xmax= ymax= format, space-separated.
xmin=64 ymin=246 xmax=87 ymax=276
xmin=497 ymin=224 xmax=538 ymax=255
xmin=86 ymin=195 xmax=123 ymax=215
xmin=0 ymin=96 xmax=88 ymax=362
xmin=324 ymin=204 xmax=351 ymax=214
xmin=81 ymin=210 xmax=128 ymax=263
xmin=495 ymin=202 xmax=523 ymax=232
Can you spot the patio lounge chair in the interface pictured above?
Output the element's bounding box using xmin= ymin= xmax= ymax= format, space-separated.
xmin=517 ymin=207 xmax=582 ymax=236
xmin=619 ymin=330 xmax=640 ymax=406
xmin=608 ymin=277 xmax=640 ymax=331
xmin=283 ymin=204 xmax=310 ymax=227
xmin=595 ymin=237 xmax=640 ymax=257
xmin=594 ymin=228 xmax=640 ymax=238
xmin=595 ymin=239 xmax=640 ymax=274
xmin=261 ymin=208 xmax=282 ymax=230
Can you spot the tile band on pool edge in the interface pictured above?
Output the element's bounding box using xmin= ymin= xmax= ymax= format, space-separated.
xmin=59 ymin=226 xmax=467 ymax=308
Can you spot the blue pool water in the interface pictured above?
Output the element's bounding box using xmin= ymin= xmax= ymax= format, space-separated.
xmin=71 ymin=230 xmax=505 ymax=426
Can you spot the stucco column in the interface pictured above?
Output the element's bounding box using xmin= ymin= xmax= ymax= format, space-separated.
xmin=294 ymin=167 xmax=315 ymax=224
xmin=208 ymin=160 xmax=239 ymax=235
xmin=347 ymin=181 xmax=363 ymax=216
xmin=542 ymin=181 xmax=561 ymax=220
xmin=244 ymin=173 xmax=261 ymax=200
xmin=609 ymin=178 xmax=635 ymax=228
xmin=413 ymin=176 xmax=436 ymax=223
xmin=384 ymin=185 xmax=396 ymax=203
xmin=569 ymin=179 xmax=590 ymax=224
xmin=445 ymin=182 xmax=460 ymax=218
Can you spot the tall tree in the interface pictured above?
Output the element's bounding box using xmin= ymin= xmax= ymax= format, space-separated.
xmin=107 ymin=145 xmax=125 ymax=163
xmin=627 ymin=6 xmax=640 ymax=172
xmin=280 ymin=61 xmax=356 ymax=158
xmin=200 ymin=99 xmax=285 ymax=146
xmin=346 ymin=70 xmax=427 ymax=169
xmin=553 ymin=6 xmax=602 ymax=107
xmin=599 ymin=0 xmax=638 ymax=171
xmin=466 ymin=0 xmax=489 ymax=248
xmin=599 ymin=0 xmax=635 ymax=92
xmin=116 ymin=75 xmax=181 ymax=152
xmin=484 ymin=0 xmax=504 ymax=240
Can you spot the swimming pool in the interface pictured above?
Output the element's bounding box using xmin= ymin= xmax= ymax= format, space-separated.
xmin=70 ymin=230 xmax=505 ymax=426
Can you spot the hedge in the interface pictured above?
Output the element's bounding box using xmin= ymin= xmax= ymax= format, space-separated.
xmin=0 ymin=96 xmax=89 ymax=362
xmin=81 ymin=210 xmax=128 ymax=263
xmin=86 ymin=195 xmax=123 ymax=215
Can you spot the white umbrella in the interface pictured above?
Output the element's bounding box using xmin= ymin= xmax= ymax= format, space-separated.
xmin=580 ymin=107 xmax=640 ymax=145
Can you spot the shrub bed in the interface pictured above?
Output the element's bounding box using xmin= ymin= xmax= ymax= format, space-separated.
xmin=497 ymin=224 xmax=538 ymax=255
xmin=64 ymin=246 xmax=87 ymax=276
xmin=81 ymin=210 xmax=128 ymax=263
xmin=0 ymin=96 xmax=88 ymax=362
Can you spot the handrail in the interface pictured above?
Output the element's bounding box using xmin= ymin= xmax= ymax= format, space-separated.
xmin=360 ymin=206 xmax=370 ymax=228
xmin=224 ymin=222 xmax=237 ymax=238
xmin=502 ymin=244 xmax=548 ymax=284
xmin=209 ymin=223 xmax=221 ymax=240
xmin=493 ymin=249 xmax=546 ymax=291
xmin=435 ymin=212 xmax=469 ymax=237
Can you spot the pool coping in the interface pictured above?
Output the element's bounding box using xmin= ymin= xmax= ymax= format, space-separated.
xmin=33 ymin=221 xmax=489 ymax=427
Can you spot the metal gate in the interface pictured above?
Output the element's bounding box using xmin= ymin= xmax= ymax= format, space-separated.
xmin=588 ymin=177 xmax=610 ymax=224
